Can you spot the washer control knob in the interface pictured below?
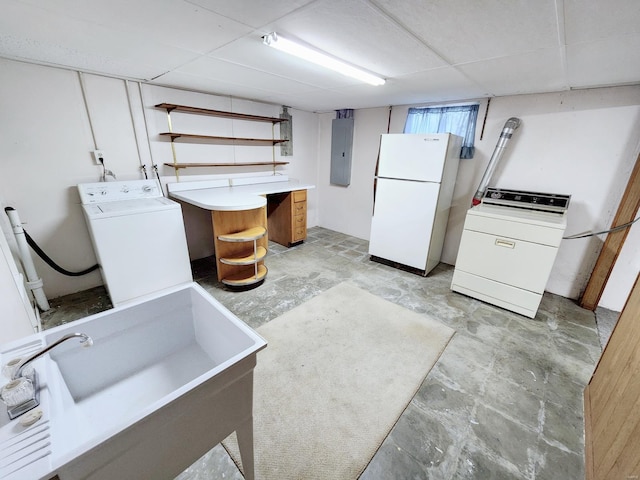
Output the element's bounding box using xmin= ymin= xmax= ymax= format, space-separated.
xmin=142 ymin=185 xmax=153 ymax=192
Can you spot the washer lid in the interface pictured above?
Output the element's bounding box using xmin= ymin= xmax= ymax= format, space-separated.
xmin=82 ymin=197 xmax=178 ymax=219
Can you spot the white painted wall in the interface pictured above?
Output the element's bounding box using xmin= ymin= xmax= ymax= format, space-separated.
xmin=478 ymin=91 xmax=640 ymax=306
xmin=0 ymin=205 xmax=38 ymax=343
xmin=316 ymin=87 xmax=640 ymax=310
xmin=0 ymin=61 xmax=106 ymax=300
xmin=0 ymin=243 xmax=34 ymax=343
xmin=1 ymin=55 xmax=638 ymax=318
xmin=0 ymin=58 xmax=319 ymax=306
xmin=599 ymin=194 xmax=640 ymax=309
xmin=317 ymin=107 xmax=391 ymax=239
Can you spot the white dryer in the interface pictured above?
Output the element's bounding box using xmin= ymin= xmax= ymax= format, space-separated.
xmin=451 ymin=188 xmax=570 ymax=318
xmin=78 ymin=180 xmax=192 ymax=307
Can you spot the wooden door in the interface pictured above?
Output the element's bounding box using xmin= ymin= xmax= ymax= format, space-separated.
xmin=584 ymin=273 xmax=640 ymax=479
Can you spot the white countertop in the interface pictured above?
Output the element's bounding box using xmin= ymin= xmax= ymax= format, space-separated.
xmin=168 ymin=178 xmax=315 ymax=211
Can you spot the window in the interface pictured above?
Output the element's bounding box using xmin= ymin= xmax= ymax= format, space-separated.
xmin=404 ymin=104 xmax=479 ymax=159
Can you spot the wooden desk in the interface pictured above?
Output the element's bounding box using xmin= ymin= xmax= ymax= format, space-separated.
xmin=168 ymin=178 xmax=314 ymax=286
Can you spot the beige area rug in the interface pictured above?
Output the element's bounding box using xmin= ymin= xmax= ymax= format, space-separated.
xmin=223 ymin=282 xmax=455 ymax=479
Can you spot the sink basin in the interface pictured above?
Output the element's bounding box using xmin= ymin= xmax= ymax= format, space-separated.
xmin=0 ymin=283 xmax=266 ymax=480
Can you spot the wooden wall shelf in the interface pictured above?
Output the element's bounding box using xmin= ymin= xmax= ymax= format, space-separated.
xmin=155 ymin=103 xmax=287 ymax=124
xmin=159 ymin=132 xmax=287 ymax=146
xmin=163 ymin=162 xmax=289 ymax=170
xmin=157 ymin=101 xmax=288 ymax=180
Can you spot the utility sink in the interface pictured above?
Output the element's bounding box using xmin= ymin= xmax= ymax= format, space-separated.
xmin=0 ymin=283 xmax=266 ymax=480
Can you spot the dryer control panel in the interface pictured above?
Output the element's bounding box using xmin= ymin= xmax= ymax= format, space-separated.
xmin=78 ymin=180 xmax=162 ymax=204
xmin=482 ymin=188 xmax=571 ymax=213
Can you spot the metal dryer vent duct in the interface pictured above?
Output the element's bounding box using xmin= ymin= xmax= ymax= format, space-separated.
xmin=471 ymin=117 xmax=521 ymax=206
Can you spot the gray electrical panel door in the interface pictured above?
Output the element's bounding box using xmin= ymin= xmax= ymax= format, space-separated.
xmin=330 ymin=118 xmax=354 ymax=186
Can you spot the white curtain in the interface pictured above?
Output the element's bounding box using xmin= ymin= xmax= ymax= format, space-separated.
xmin=404 ymin=105 xmax=479 ymax=159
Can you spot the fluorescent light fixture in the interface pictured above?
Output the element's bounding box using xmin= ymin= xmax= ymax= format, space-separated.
xmin=262 ymin=32 xmax=385 ymax=86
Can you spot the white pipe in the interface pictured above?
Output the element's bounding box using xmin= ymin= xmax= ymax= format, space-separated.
xmin=4 ymin=208 xmax=50 ymax=312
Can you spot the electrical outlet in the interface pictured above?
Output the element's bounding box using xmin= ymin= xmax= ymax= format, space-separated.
xmin=92 ymin=150 xmax=105 ymax=165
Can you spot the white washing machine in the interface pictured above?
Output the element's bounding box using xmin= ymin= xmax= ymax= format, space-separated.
xmin=451 ymin=188 xmax=570 ymax=318
xmin=78 ymin=180 xmax=192 ymax=307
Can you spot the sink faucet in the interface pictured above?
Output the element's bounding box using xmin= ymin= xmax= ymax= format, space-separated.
xmin=12 ymin=332 xmax=93 ymax=380
xmin=3 ymin=332 xmax=92 ymax=420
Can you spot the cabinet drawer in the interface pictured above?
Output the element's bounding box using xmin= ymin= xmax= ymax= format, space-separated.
xmin=455 ymin=229 xmax=559 ymax=293
xmin=293 ymin=213 xmax=306 ymax=226
xmin=464 ymin=213 xmax=563 ymax=247
xmin=293 ymin=190 xmax=306 ymax=203
xmin=294 ymin=202 xmax=306 ymax=215
xmin=293 ymin=226 xmax=307 ymax=241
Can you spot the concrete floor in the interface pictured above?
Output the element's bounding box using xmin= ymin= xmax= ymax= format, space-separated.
xmin=41 ymin=227 xmax=604 ymax=479
xmin=594 ymin=306 xmax=619 ymax=350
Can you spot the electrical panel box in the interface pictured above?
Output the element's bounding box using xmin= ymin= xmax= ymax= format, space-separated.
xmin=330 ymin=118 xmax=354 ymax=186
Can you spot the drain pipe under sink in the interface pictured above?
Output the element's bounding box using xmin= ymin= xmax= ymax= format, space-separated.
xmin=4 ymin=207 xmax=50 ymax=312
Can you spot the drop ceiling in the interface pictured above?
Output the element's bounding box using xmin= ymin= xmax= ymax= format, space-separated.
xmin=1 ymin=0 xmax=639 ymax=112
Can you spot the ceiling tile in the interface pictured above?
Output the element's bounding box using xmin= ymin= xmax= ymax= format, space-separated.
xmin=16 ymin=0 xmax=252 ymax=54
xmin=291 ymin=66 xmax=489 ymax=112
xmin=564 ymin=0 xmax=640 ymax=44
xmin=1 ymin=0 xmax=639 ymax=111
xmin=208 ymin=35 xmax=364 ymax=89
xmin=218 ymin=66 xmax=481 ymax=112
xmin=187 ymin=0 xmax=317 ymax=28
xmin=159 ymin=56 xmax=323 ymax=96
xmin=458 ymin=48 xmax=567 ymax=96
xmin=150 ymin=70 xmax=288 ymax=106
xmin=0 ymin=3 xmax=203 ymax=79
xmin=259 ymin=89 xmax=356 ymax=113
xmin=371 ymin=0 xmax=560 ymax=64
xmin=267 ymin=0 xmax=447 ymax=77
xmin=378 ymin=67 xmax=489 ymax=105
xmin=567 ymin=34 xmax=640 ymax=88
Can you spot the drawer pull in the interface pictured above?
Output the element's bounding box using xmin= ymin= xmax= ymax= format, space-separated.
xmin=495 ymin=239 xmax=515 ymax=248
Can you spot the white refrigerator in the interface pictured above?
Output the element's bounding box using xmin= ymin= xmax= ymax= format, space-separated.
xmin=368 ymin=133 xmax=462 ymax=275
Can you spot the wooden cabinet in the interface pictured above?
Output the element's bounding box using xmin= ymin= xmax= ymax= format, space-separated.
xmin=292 ymin=190 xmax=308 ymax=243
xmin=267 ymin=190 xmax=307 ymax=247
xmin=212 ymin=207 xmax=268 ymax=287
